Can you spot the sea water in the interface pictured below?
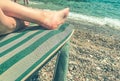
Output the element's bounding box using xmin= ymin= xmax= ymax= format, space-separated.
xmin=67 ymin=0 xmax=120 ymax=30
xmin=31 ymin=0 xmax=120 ymax=30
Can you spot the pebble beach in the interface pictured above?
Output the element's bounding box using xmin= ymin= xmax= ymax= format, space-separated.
xmin=36 ymin=18 xmax=120 ymax=81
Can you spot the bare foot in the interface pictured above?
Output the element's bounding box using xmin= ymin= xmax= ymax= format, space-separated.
xmin=39 ymin=8 xmax=69 ymax=29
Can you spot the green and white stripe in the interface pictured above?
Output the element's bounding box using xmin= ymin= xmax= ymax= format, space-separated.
xmin=0 ymin=24 xmax=74 ymax=81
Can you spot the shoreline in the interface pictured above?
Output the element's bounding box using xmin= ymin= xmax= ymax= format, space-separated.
xmin=68 ymin=12 xmax=120 ymax=30
xmin=67 ymin=19 xmax=120 ymax=39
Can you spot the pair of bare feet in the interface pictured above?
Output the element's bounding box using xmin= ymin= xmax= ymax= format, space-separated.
xmin=24 ymin=8 xmax=69 ymax=29
xmin=0 ymin=0 xmax=69 ymax=35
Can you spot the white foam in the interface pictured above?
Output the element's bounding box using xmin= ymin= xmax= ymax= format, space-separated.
xmin=30 ymin=1 xmax=44 ymax=5
xmin=68 ymin=12 xmax=120 ymax=30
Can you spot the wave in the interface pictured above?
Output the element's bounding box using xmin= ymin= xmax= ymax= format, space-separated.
xmin=68 ymin=12 xmax=120 ymax=30
xmin=85 ymin=0 xmax=120 ymax=4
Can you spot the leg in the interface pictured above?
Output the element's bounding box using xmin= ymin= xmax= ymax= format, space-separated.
xmin=0 ymin=8 xmax=26 ymax=35
xmin=0 ymin=0 xmax=69 ymax=29
xmin=0 ymin=8 xmax=16 ymax=35
xmin=26 ymin=0 xmax=29 ymax=5
xmin=23 ymin=0 xmax=25 ymax=5
xmin=14 ymin=0 xmax=17 ymax=2
xmin=24 ymin=0 xmax=29 ymax=5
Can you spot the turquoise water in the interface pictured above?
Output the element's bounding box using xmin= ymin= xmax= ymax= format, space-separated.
xmin=68 ymin=0 xmax=120 ymax=19
xmin=62 ymin=0 xmax=120 ymax=29
xmin=32 ymin=0 xmax=120 ymax=29
xmin=67 ymin=0 xmax=120 ymax=29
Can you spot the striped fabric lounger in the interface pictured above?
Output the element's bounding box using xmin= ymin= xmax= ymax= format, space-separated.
xmin=0 ymin=23 xmax=74 ymax=81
